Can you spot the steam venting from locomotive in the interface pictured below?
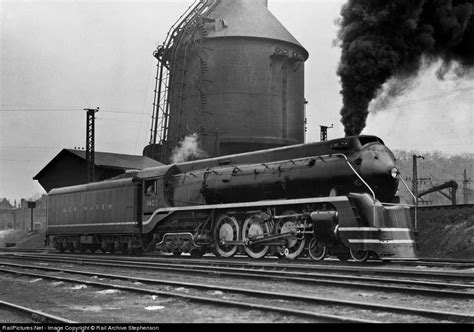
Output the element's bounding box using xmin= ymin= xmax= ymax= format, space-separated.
xmin=337 ymin=0 xmax=474 ymax=137
xmin=170 ymin=133 xmax=208 ymax=164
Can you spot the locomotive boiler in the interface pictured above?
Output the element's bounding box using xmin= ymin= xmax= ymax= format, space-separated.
xmin=46 ymin=135 xmax=418 ymax=262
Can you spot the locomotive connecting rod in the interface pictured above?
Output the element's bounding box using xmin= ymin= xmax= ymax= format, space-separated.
xmin=221 ymin=230 xmax=301 ymax=247
xmin=247 ymin=230 xmax=300 ymax=246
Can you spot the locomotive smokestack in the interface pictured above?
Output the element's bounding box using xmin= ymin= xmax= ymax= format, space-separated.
xmin=337 ymin=0 xmax=474 ymax=137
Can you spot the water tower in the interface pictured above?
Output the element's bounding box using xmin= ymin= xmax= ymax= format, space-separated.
xmin=144 ymin=0 xmax=309 ymax=163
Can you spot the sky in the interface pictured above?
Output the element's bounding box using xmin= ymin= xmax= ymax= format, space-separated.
xmin=1 ymin=0 xmax=473 ymax=203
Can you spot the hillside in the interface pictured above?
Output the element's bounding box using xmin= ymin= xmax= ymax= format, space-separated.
xmin=393 ymin=150 xmax=473 ymax=205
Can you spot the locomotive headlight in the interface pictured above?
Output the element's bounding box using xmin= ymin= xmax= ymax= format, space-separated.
xmin=391 ymin=167 xmax=400 ymax=179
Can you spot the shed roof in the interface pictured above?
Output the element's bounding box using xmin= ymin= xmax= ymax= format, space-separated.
xmin=33 ymin=149 xmax=162 ymax=180
xmin=66 ymin=149 xmax=162 ymax=170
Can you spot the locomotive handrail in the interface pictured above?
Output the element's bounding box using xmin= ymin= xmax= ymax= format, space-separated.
xmin=397 ymin=175 xmax=418 ymax=230
xmin=333 ymin=153 xmax=377 ymax=223
xmin=333 ymin=154 xmax=376 ymax=202
xmin=381 ymin=202 xmax=414 ymax=207
xmin=335 ymin=153 xmax=418 ymax=230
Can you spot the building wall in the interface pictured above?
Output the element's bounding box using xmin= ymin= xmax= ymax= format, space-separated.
xmin=0 ymin=196 xmax=47 ymax=231
xmin=0 ymin=209 xmax=15 ymax=229
xmin=17 ymin=196 xmax=47 ymax=230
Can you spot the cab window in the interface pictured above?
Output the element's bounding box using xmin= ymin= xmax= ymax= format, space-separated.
xmin=219 ymin=159 xmax=232 ymax=166
xmin=359 ymin=136 xmax=383 ymax=146
xmin=144 ymin=180 xmax=157 ymax=196
xmin=330 ymin=139 xmax=352 ymax=150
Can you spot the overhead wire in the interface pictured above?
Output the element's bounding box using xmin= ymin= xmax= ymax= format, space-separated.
xmin=0 ymin=106 xmax=142 ymax=115
xmin=377 ymin=85 xmax=474 ymax=111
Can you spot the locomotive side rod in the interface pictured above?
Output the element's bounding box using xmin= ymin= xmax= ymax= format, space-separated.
xmin=221 ymin=229 xmax=300 ymax=247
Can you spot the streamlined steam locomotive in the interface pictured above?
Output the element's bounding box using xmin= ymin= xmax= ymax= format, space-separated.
xmin=46 ymin=135 xmax=418 ymax=262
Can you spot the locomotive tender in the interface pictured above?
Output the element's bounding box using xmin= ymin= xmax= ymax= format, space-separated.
xmin=46 ymin=135 xmax=418 ymax=262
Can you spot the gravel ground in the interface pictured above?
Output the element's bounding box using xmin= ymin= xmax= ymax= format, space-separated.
xmin=0 ymin=309 xmax=33 ymax=324
xmin=0 ymin=260 xmax=472 ymax=324
xmin=0 ymin=274 xmax=321 ymax=324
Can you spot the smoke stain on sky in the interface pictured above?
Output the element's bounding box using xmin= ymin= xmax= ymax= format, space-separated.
xmin=364 ymin=61 xmax=474 ymax=152
xmin=336 ymin=0 xmax=474 ymax=137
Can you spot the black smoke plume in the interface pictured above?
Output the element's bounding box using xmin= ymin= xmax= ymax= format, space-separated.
xmin=337 ymin=0 xmax=474 ymax=136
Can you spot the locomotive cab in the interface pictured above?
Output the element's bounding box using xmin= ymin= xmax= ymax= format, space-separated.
xmin=136 ymin=165 xmax=177 ymax=216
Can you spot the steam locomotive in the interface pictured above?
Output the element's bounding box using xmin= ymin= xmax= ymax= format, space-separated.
xmin=46 ymin=135 xmax=418 ymax=262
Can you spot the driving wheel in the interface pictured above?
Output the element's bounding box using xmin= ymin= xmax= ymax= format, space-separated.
xmin=242 ymin=214 xmax=270 ymax=259
xmin=214 ymin=214 xmax=240 ymax=257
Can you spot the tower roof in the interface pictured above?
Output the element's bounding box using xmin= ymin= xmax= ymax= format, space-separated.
xmin=206 ymin=0 xmax=308 ymax=59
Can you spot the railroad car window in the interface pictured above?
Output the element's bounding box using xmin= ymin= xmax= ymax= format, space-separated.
xmin=145 ymin=180 xmax=157 ymax=195
xmin=330 ymin=140 xmax=352 ymax=150
xmin=359 ymin=137 xmax=382 ymax=146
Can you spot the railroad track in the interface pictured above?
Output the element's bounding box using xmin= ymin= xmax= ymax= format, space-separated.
xmin=390 ymin=257 xmax=474 ymax=269
xmin=2 ymin=252 xmax=473 ymax=289
xmin=0 ymin=253 xmax=473 ymax=323
xmin=0 ymin=263 xmax=375 ymax=323
xmin=1 ymin=247 xmax=473 ymax=269
xmin=0 ymin=248 xmax=54 ymax=254
xmin=0 ymin=300 xmax=77 ymax=323
xmin=0 ymin=262 xmax=472 ymax=323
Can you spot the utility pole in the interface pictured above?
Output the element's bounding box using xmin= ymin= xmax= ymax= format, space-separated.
xmin=463 ymin=169 xmax=471 ymax=204
xmin=303 ymin=99 xmax=308 ymax=143
xmin=27 ymin=201 xmax=36 ymax=232
xmin=320 ymin=124 xmax=334 ymax=142
xmin=85 ymin=107 xmax=99 ymax=183
xmin=412 ymin=155 xmax=424 ymax=206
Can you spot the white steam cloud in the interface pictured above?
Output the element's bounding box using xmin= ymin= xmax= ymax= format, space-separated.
xmin=170 ymin=133 xmax=208 ymax=164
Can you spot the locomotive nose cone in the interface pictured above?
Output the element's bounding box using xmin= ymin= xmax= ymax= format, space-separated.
xmin=358 ymin=143 xmax=398 ymax=202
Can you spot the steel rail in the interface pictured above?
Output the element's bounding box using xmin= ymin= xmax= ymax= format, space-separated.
xmin=1 ymin=254 xmax=473 ymax=297
xmin=419 ymin=257 xmax=474 ymax=265
xmin=389 ymin=259 xmax=474 ymax=269
xmin=0 ymin=267 xmax=379 ymax=324
xmin=209 ymin=255 xmax=474 ymax=269
xmin=133 ymin=254 xmax=474 ymax=278
xmin=171 ymin=256 xmax=474 ymax=280
xmin=1 ymin=248 xmax=473 ymax=268
xmin=0 ymin=300 xmax=77 ymax=324
xmin=3 ymin=252 xmax=473 ymax=284
xmin=1 ymin=266 xmax=473 ymax=323
xmin=4 ymin=253 xmax=474 ymax=282
xmin=0 ymin=256 xmax=473 ymax=301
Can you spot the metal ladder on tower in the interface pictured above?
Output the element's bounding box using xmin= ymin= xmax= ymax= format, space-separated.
xmin=171 ymin=1 xmax=220 ymax=143
xmin=149 ymin=0 xmax=214 ymax=162
xmin=194 ymin=16 xmax=210 ymax=132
